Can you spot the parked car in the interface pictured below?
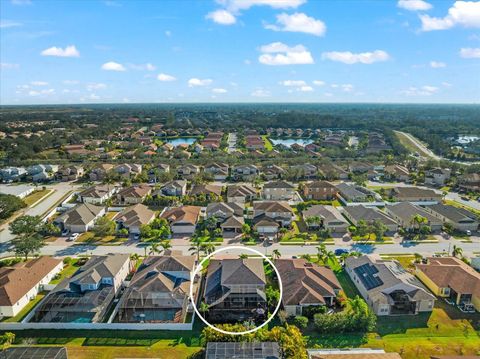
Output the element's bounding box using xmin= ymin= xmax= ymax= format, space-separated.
xmin=335 ymin=248 xmax=349 ymax=255
xmin=68 ymin=233 xmax=80 ymax=241
xmin=465 ymin=230 xmax=472 ymax=236
xmin=61 ymin=229 xmax=69 ymax=237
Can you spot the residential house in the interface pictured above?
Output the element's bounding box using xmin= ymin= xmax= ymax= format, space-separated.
xmin=206 ymin=202 xmax=245 ymax=234
xmin=204 ymin=258 xmax=267 ymax=322
xmin=0 ymin=184 xmax=34 ymax=199
xmin=458 ymin=173 xmax=480 ymax=192
xmin=205 ymin=163 xmax=229 ymax=181
xmin=345 ymin=255 xmax=435 ymax=316
xmin=116 ymin=185 xmax=152 ymax=205
xmin=262 ymin=165 xmax=286 ymax=180
xmin=27 ymin=164 xmax=59 ymax=182
xmin=291 ymin=163 xmax=317 ymax=179
xmin=57 ymin=165 xmax=84 ymax=182
xmin=253 ymin=201 xmax=294 ymax=235
xmin=317 ymin=164 xmax=349 ymax=180
xmin=423 ymin=204 xmax=479 ymax=232
xmin=343 ymin=205 xmax=398 ymax=232
xmin=32 ymin=254 xmax=131 ymax=323
xmin=384 ymin=165 xmax=410 ymax=182
xmin=0 ymin=167 xmax=27 ymax=182
xmin=89 ymin=164 xmax=114 ymax=181
xmin=389 ymin=187 xmax=442 ymax=203
xmin=159 ymin=180 xmax=187 ymax=197
xmin=54 ymin=203 xmax=106 ymax=233
xmin=161 ymin=205 xmax=202 ymax=235
xmin=425 ymin=168 xmax=451 ymax=186
xmin=147 ymin=164 xmax=170 ymax=183
xmin=115 ymin=253 xmax=197 ymax=323
xmin=303 ymin=181 xmax=338 ymax=201
xmin=0 ymin=257 xmax=63 ymax=317
xmin=114 ymin=164 xmax=143 ymax=178
xmin=245 ymin=135 xmax=265 ymax=150
xmin=232 ymin=165 xmax=259 ymax=181
xmin=190 ymin=184 xmax=223 ymax=197
xmin=262 ymin=180 xmax=295 ymax=201
xmin=415 ymin=256 xmax=480 ymax=312
xmin=79 ymin=184 xmax=116 ymax=204
xmin=385 ymin=202 xmax=443 ymax=232
xmin=276 ymin=259 xmax=342 ymax=316
xmin=177 ymin=165 xmax=200 ymax=180
xmin=302 ymin=205 xmax=349 ymax=233
xmin=226 ymin=184 xmax=257 ymax=203
xmin=115 ymin=204 xmax=156 ymax=235
xmin=308 ymin=349 xmax=402 ymax=359
xmin=336 ymin=183 xmax=378 ymax=203
xmin=2 ymin=347 xmax=69 ymax=359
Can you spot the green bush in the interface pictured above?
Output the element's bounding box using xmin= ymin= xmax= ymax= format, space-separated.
xmin=63 ymin=257 xmax=72 ymax=265
xmin=293 ymin=315 xmax=309 ymax=329
xmin=302 ymin=305 xmax=327 ymax=318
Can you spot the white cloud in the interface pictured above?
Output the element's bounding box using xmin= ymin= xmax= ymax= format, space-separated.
xmin=101 ymin=61 xmax=126 ymax=71
xmin=258 ymin=42 xmax=314 ymax=65
xmin=86 ymin=83 xmax=107 ymax=91
xmin=251 ymin=88 xmax=271 ymax=97
xmin=129 ymin=63 xmax=156 ymax=71
xmin=157 ymin=73 xmax=176 ymax=81
xmin=188 ymin=78 xmax=213 ymax=87
xmin=206 ymin=9 xmax=236 ymax=25
xmin=460 ymin=47 xmax=480 ymax=58
xmin=322 ymin=50 xmax=390 ymax=64
xmin=265 ymin=12 xmax=326 ymax=36
xmin=402 ymin=85 xmax=439 ymax=96
xmin=28 ymin=88 xmax=55 ymax=96
xmin=397 ymin=0 xmax=432 ymax=11
xmin=420 ymin=1 xmax=480 ymax=31
xmin=224 ymin=0 xmax=305 ymax=12
xmin=212 ymin=88 xmax=228 ymax=93
xmin=280 ymin=80 xmax=307 ymax=86
xmin=0 ymin=19 xmax=22 ymax=28
xmin=430 ymin=61 xmax=446 ymax=68
xmin=63 ymin=80 xmax=79 ymax=85
xmin=298 ymin=85 xmax=313 ymax=92
xmin=30 ymin=81 xmax=48 ymax=86
xmin=312 ymin=80 xmax=326 ymax=86
xmin=0 ymin=63 xmax=19 ymax=69
xmin=341 ymin=84 xmax=354 ymax=92
xmin=41 ymin=45 xmax=80 ymax=57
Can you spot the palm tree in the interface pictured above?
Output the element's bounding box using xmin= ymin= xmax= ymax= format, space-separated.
xmin=414 ymin=253 xmax=423 ymax=263
xmin=148 ymin=242 xmax=161 ymax=255
xmin=200 ymin=242 xmax=216 ymax=256
xmin=159 ymin=240 xmax=172 ymax=254
xmin=305 ymin=216 xmax=321 ymax=229
xmin=199 ymin=301 xmax=209 ymax=317
xmin=316 ymin=244 xmax=327 ymax=264
xmin=271 ymin=249 xmax=281 ymax=260
xmin=452 ymin=245 xmax=463 ymax=258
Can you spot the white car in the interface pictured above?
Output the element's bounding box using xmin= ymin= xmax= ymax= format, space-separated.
xmin=68 ymin=233 xmax=80 ymax=241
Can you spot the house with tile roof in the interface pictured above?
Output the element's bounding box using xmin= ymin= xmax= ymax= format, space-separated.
xmin=116 ymin=184 xmax=152 ymax=204
xmin=159 ymin=180 xmax=187 ymax=197
xmin=303 ymin=205 xmax=349 ymax=233
xmin=115 ymin=253 xmax=197 ymax=323
xmin=262 ymin=180 xmax=296 ymax=201
xmin=275 ymin=259 xmax=342 ymax=316
xmin=422 ymin=204 xmax=479 ymax=232
xmin=252 ymin=201 xmax=295 ymax=235
xmin=161 ymin=205 xmax=202 ymax=234
xmin=345 ymin=255 xmax=435 ymax=316
xmin=0 ymin=257 xmax=63 ymax=317
xmin=226 ymin=184 xmax=257 ymax=203
xmin=54 ymin=203 xmax=106 ymax=233
xmin=79 ymin=184 xmax=116 ymax=204
xmin=415 ymin=256 xmax=480 ymax=312
xmin=32 ymin=254 xmax=130 ymax=323
xmin=385 ymin=202 xmax=443 ymax=232
xmin=115 ymin=204 xmax=156 ymax=235
xmin=204 ymin=258 xmax=267 ymax=322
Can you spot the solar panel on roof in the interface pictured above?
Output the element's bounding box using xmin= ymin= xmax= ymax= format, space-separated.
xmin=354 ymin=263 xmax=384 ymax=290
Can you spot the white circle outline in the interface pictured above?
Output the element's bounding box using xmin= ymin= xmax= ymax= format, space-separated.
xmin=188 ymin=246 xmax=283 ymax=335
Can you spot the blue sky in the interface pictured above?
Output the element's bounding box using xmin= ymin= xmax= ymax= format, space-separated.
xmin=1 ymin=0 xmax=479 ymax=104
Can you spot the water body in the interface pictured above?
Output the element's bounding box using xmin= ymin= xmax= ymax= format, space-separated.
xmin=165 ymin=137 xmax=197 ymax=146
xmin=270 ymin=138 xmax=313 ymax=147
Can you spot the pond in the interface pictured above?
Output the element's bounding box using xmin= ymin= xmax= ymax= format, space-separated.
xmin=165 ymin=137 xmax=197 ymax=146
xmin=270 ymin=138 xmax=313 ymax=147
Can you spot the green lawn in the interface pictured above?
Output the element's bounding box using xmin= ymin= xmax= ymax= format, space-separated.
xmin=334 ymin=268 xmax=361 ymax=298
xmin=262 ymin=135 xmax=273 ymax=151
xmin=23 ymin=189 xmax=52 ymax=207
xmin=1 ymin=292 xmax=46 ymax=322
xmin=49 ymin=259 xmax=81 ymax=285
xmin=380 ymin=254 xmax=416 ymax=271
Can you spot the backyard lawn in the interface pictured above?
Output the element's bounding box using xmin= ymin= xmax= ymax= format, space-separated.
xmin=23 ymin=189 xmax=52 ymax=207
xmin=49 ymin=259 xmax=81 ymax=285
xmin=262 ymin=135 xmax=273 ymax=151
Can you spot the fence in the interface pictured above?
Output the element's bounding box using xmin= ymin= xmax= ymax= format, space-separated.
xmin=0 ymin=321 xmax=194 ymax=331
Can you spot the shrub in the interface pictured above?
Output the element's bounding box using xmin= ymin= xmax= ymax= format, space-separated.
xmin=63 ymin=257 xmax=72 ymax=265
xmin=302 ymin=305 xmax=326 ymax=318
xmin=293 ymin=315 xmax=308 ymax=329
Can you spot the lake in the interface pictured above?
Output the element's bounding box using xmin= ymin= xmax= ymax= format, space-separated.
xmin=165 ymin=137 xmax=197 ymax=146
xmin=270 ymin=138 xmax=313 ymax=147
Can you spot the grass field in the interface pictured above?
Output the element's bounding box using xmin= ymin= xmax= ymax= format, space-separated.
xmin=49 ymin=259 xmax=81 ymax=284
xmin=23 ymin=189 xmax=52 ymax=206
xmin=262 ymin=135 xmax=273 ymax=151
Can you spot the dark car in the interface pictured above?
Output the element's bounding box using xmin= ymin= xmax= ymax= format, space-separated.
xmin=334 ymin=248 xmax=349 ymax=255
